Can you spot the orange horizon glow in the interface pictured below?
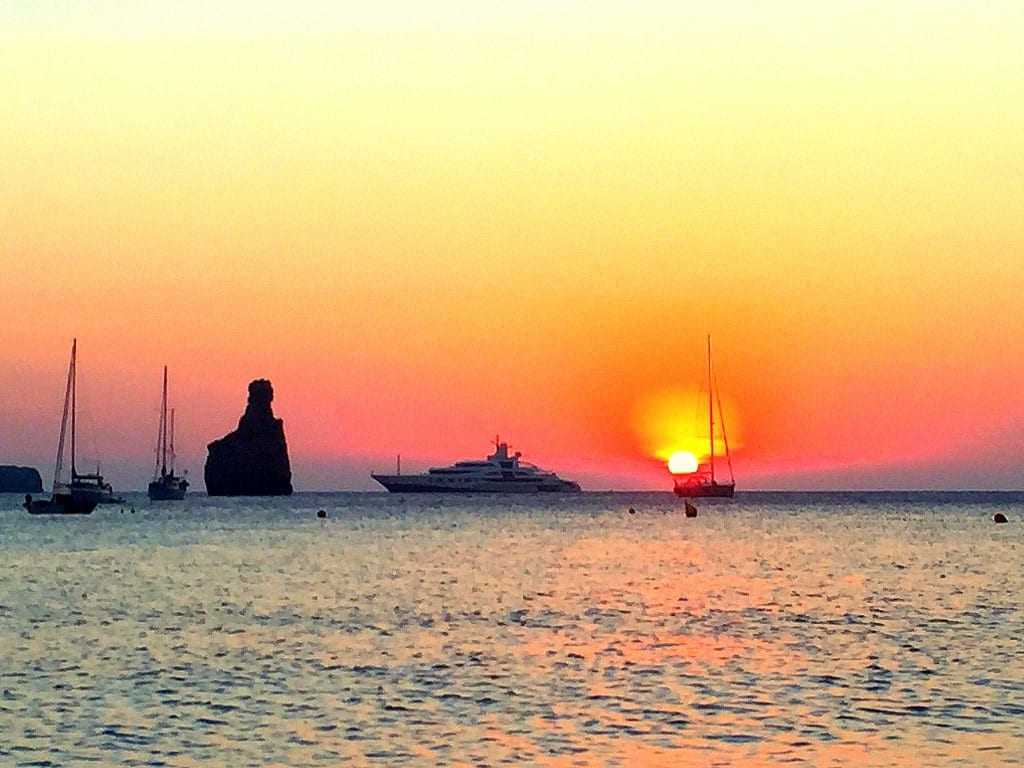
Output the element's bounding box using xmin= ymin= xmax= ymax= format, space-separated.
xmin=631 ymin=387 xmax=741 ymax=469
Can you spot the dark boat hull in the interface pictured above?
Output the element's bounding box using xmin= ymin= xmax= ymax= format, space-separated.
xmin=148 ymin=477 xmax=188 ymax=501
xmin=24 ymin=493 xmax=97 ymax=515
xmin=673 ymin=481 xmax=735 ymax=498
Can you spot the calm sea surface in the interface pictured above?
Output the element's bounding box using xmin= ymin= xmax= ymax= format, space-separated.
xmin=1 ymin=491 xmax=1022 ymax=767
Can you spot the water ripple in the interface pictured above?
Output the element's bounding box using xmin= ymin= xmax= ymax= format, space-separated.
xmin=2 ymin=491 xmax=1023 ymax=765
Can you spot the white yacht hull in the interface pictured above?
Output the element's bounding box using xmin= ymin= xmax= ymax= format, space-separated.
xmin=372 ymin=474 xmax=580 ymax=493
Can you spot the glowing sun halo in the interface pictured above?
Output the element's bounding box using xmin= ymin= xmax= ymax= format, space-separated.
xmin=668 ymin=451 xmax=699 ymax=474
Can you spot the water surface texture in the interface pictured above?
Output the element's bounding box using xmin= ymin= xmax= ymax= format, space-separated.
xmin=2 ymin=491 xmax=1022 ymax=766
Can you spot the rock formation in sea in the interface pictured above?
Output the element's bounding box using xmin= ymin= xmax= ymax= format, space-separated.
xmin=204 ymin=379 xmax=293 ymax=496
xmin=0 ymin=465 xmax=44 ymax=493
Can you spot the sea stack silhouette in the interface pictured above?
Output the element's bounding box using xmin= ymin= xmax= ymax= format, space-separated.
xmin=204 ymin=379 xmax=293 ymax=496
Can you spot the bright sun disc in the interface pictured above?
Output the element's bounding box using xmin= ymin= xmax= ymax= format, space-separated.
xmin=668 ymin=451 xmax=699 ymax=474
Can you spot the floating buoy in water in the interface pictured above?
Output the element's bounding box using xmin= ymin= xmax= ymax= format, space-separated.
xmin=628 ymin=507 xmax=636 ymax=515
xmin=994 ymin=512 xmax=1008 ymax=524
xmin=317 ymin=509 xmax=327 ymax=518
xmin=684 ymin=501 xmax=698 ymax=518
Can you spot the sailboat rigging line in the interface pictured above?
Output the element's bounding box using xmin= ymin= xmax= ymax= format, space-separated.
xmin=713 ymin=368 xmax=734 ymax=479
xmin=54 ymin=339 xmax=75 ymax=489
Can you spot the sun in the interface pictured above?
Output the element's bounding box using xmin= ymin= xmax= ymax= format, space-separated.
xmin=668 ymin=450 xmax=699 ymax=475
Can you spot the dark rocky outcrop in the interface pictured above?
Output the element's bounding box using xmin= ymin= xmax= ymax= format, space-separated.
xmin=0 ymin=465 xmax=44 ymax=493
xmin=204 ymin=379 xmax=293 ymax=496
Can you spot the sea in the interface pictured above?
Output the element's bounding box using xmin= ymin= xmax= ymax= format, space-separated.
xmin=1 ymin=490 xmax=1022 ymax=767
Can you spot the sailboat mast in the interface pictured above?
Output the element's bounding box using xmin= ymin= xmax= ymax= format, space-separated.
xmin=70 ymin=338 xmax=78 ymax=479
xmin=707 ymin=334 xmax=715 ymax=484
xmin=160 ymin=366 xmax=169 ymax=476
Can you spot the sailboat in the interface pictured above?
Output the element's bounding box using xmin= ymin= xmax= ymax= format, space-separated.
xmin=147 ymin=366 xmax=189 ymax=501
xmin=673 ymin=335 xmax=735 ymax=498
xmin=24 ymin=339 xmax=98 ymax=515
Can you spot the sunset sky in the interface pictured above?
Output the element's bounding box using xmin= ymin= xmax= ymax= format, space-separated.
xmin=2 ymin=1 xmax=1022 ymax=491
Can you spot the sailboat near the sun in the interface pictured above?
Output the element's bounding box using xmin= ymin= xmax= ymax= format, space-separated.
xmin=147 ymin=366 xmax=189 ymax=501
xmin=25 ymin=339 xmax=99 ymax=514
xmin=672 ymin=335 xmax=735 ymax=499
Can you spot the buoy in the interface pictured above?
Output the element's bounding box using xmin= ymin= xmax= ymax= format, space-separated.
xmin=994 ymin=512 xmax=1008 ymax=524
xmin=684 ymin=501 xmax=698 ymax=518
xmin=628 ymin=507 xmax=636 ymax=515
xmin=317 ymin=509 xmax=327 ymax=518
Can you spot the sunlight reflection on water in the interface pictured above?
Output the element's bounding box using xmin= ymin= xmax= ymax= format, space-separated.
xmin=1 ymin=491 xmax=1022 ymax=766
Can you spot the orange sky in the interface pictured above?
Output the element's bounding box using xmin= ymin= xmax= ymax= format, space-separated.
xmin=2 ymin=2 xmax=1022 ymax=491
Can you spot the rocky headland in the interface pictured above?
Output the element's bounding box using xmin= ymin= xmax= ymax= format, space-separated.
xmin=204 ymin=379 xmax=293 ymax=496
xmin=0 ymin=465 xmax=44 ymax=493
